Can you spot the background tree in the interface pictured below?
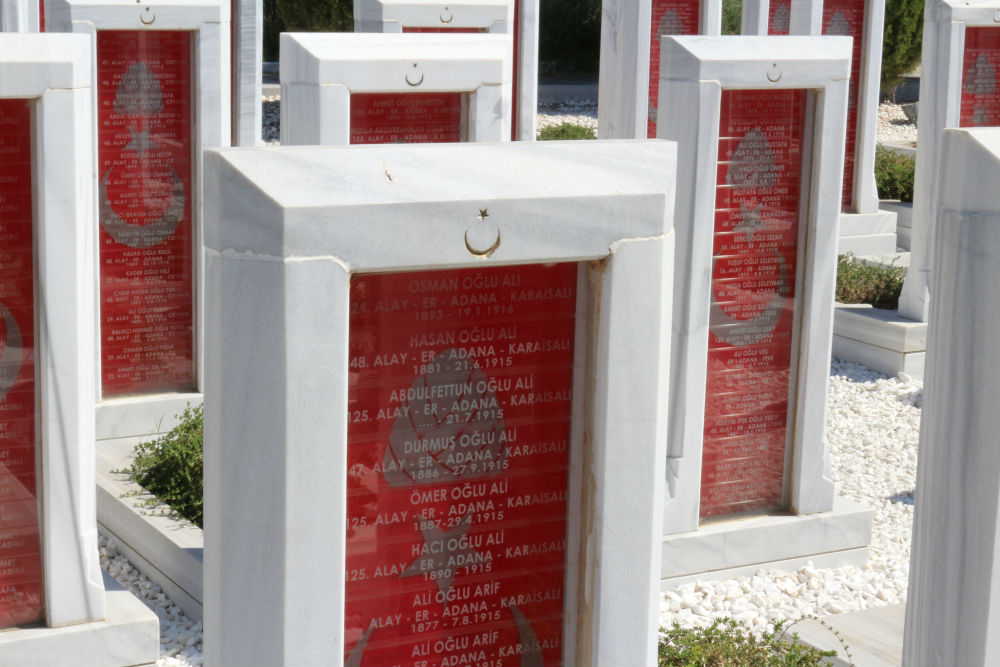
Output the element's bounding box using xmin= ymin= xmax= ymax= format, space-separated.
xmin=881 ymin=0 xmax=924 ymax=92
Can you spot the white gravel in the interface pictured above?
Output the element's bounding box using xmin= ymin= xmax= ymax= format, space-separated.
xmin=110 ymin=98 xmax=922 ymax=665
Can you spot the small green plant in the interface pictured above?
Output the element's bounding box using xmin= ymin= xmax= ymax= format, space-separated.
xmin=836 ymin=253 xmax=907 ymax=309
xmin=659 ymin=618 xmax=837 ymax=667
xmin=722 ymin=0 xmax=743 ymax=35
xmin=118 ymin=404 xmax=204 ymax=528
xmin=537 ymin=122 xmax=597 ymax=140
xmin=874 ymin=145 xmax=915 ymax=202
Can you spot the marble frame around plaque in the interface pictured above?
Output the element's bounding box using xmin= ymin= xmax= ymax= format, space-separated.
xmin=0 ymin=31 xmax=104 ymax=630
xmin=597 ymin=0 xmax=723 ymax=141
xmin=203 ymin=140 xmax=675 ymax=667
xmin=353 ymin=0 xmax=538 ymax=143
xmin=280 ymin=32 xmax=512 ymax=146
xmin=0 ymin=0 xmax=39 ymax=31
xmin=46 ymin=0 xmax=230 ymax=440
xmin=657 ymin=36 xmax=850 ymax=534
xmin=898 ymin=0 xmax=1000 ymax=323
xmin=232 ymin=0 xmax=262 ymax=146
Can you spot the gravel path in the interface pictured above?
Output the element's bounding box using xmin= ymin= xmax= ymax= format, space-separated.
xmin=102 ymin=98 xmax=922 ymax=665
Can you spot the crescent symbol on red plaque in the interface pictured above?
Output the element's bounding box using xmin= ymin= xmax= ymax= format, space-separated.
xmin=344 ymin=622 xmax=375 ymax=667
xmin=507 ymin=604 xmax=544 ymax=667
xmin=99 ymin=166 xmax=185 ymax=248
xmin=0 ymin=302 xmax=23 ymax=400
xmin=709 ymin=252 xmax=791 ymax=347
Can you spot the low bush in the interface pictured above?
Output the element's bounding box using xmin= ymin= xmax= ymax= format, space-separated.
xmin=119 ymin=404 xmax=204 ymax=528
xmin=659 ymin=618 xmax=837 ymax=666
xmin=874 ymin=145 xmax=915 ymax=202
xmin=836 ymin=254 xmax=906 ymax=309
xmin=537 ymin=122 xmax=596 ymax=140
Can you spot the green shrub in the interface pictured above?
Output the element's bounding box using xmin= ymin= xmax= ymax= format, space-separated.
xmin=539 ymin=0 xmax=602 ymax=73
xmin=537 ymin=122 xmax=597 ymax=140
xmin=874 ymin=145 xmax=915 ymax=202
xmin=881 ymin=0 xmax=924 ymax=91
xmin=722 ymin=0 xmax=743 ymax=35
xmin=276 ymin=0 xmax=353 ymax=34
xmin=659 ymin=618 xmax=837 ymax=667
xmin=119 ymin=405 xmax=204 ymax=528
xmin=836 ymin=253 xmax=906 ymax=309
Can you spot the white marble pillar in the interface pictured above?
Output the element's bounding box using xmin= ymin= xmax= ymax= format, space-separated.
xmin=903 ymin=126 xmax=1000 ymax=667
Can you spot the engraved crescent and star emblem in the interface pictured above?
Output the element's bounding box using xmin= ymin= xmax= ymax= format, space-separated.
xmin=465 ymin=208 xmax=501 ymax=258
xmin=709 ymin=127 xmax=790 ymax=346
xmin=0 ymin=302 xmax=24 ymax=400
xmin=101 ymin=61 xmax=186 ymax=248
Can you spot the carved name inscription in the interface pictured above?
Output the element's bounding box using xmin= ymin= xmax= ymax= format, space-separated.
xmin=822 ymin=0 xmax=865 ymax=211
xmin=703 ymin=89 xmax=806 ymax=519
xmin=648 ymin=0 xmax=700 ymax=137
xmin=351 ymin=93 xmax=466 ymax=144
xmin=345 ymin=263 xmax=576 ymax=666
xmin=97 ymin=31 xmax=195 ymax=396
xmin=0 ymin=99 xmax=44 ymax=628
xmin=961 ymin=28 xmax=1000 ymax=128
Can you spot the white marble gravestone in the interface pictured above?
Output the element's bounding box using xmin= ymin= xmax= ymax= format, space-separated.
xmin=47 ymin=0 xmax=230 ymax=442
xmin=741 ymin=0 xmax=893 ymax=256
xmin=898 ymin=0 xmax=1000 ymax=323
xmin=597 ymin=0 xmax=722 ymax=140
xmin=0 ymin=32 xmax=158 ymax=665
xmin=232 ymin=0 xmax=262 ymax=146
xmin=354 ymin=0 xmax=536 ymax=141
xmin=654 ymin=36 xmax=873 ymax=582
xmin=0 ymin=0 xmax=39 ymax=31
xmin=280 ymin=32 xmax=511 ymax=145
xmin=203 ymin=140 xmax=675 ymax=667
xmin=903 ymin=126 xmax=1000 ymax=667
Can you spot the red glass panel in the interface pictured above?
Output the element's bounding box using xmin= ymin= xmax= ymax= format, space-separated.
xmin=345 ymin=263 xmax=576 ymax=667
xmin=960 ymin=28 xmax=1000 ymax=128
xmin=351 ymin=92 xmax=465 ymax=144
xmin=702 ymin=89 xmax=806 ymax=519
xmin=0 ymin=98 xmax=44 ymax=628
xmin=97 ymin=31 xmax=195 ymax=396
xmin=648 ymin=0 xmax=700 ymax=138
xmin=768 ymin=0 xmax=791 ymax=34
xmin=822 ymin=0 xmax=865 ymax=211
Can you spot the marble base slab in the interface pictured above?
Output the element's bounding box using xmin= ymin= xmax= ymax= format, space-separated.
xmin=96 ymin=437 xmax=204 ymax=622
xmin=660 ymin=496 xmax=873 ymax=589
xmin=792 ymin=603 xmax=904 ymax=667
xmin=0 ymin=571 xmax=159 ymax=667
xmin=96 ymin=393 xmax=204 ymax=441
xmin=880 ymin=200 xmax=913 ymax=250
xmin=832 ymin=303 xmax=927 ymax=379
xmin=838 ymin=211 xmax=899 ymax=256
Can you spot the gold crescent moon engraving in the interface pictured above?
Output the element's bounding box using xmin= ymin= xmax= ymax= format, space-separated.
xmin=0 ymin=302 xmax=24 ymax=401
xmin=708 ymin=252 xmax=790 ymax=347
xmin=440 ymin=8 xmax=453 ymax=23
xmin=139 ymin=9 xmax=155 ymax=24
xmin=406 ymin=66 xmax=424 ymax=87
xmin=100 ymin=166 xmax=185 ymax=248
xmin=464 ymin=227 xmax=501 ymax=258
xmin=766 ymin=64 xmax=782 ymax=83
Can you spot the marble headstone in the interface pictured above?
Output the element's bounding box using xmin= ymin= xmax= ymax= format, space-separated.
xmin=203 ymin=140 xmax=676 ymax=667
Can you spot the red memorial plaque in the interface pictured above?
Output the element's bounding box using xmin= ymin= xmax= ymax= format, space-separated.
xmin=960 ymin=28 xmax=1000 ymax=127
xmin=97 ymin=31 xmax=195 ymax=396
xmin=345 ymin=263 xmax=576 ymax=667
xmin=822 ymin=0 xmax=864 ymax=211
xmin=351 ymin=92 xmax=466 ymax=144
xmin=768 ymin=0 xmax=790 ymax=34
xmin=0 ymin=99 xmax=45 ymax=628
xmin=648 ymin=0 xmax=700 ymax=138
xmin=702 ymin=89 xmax=806 ymax=519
